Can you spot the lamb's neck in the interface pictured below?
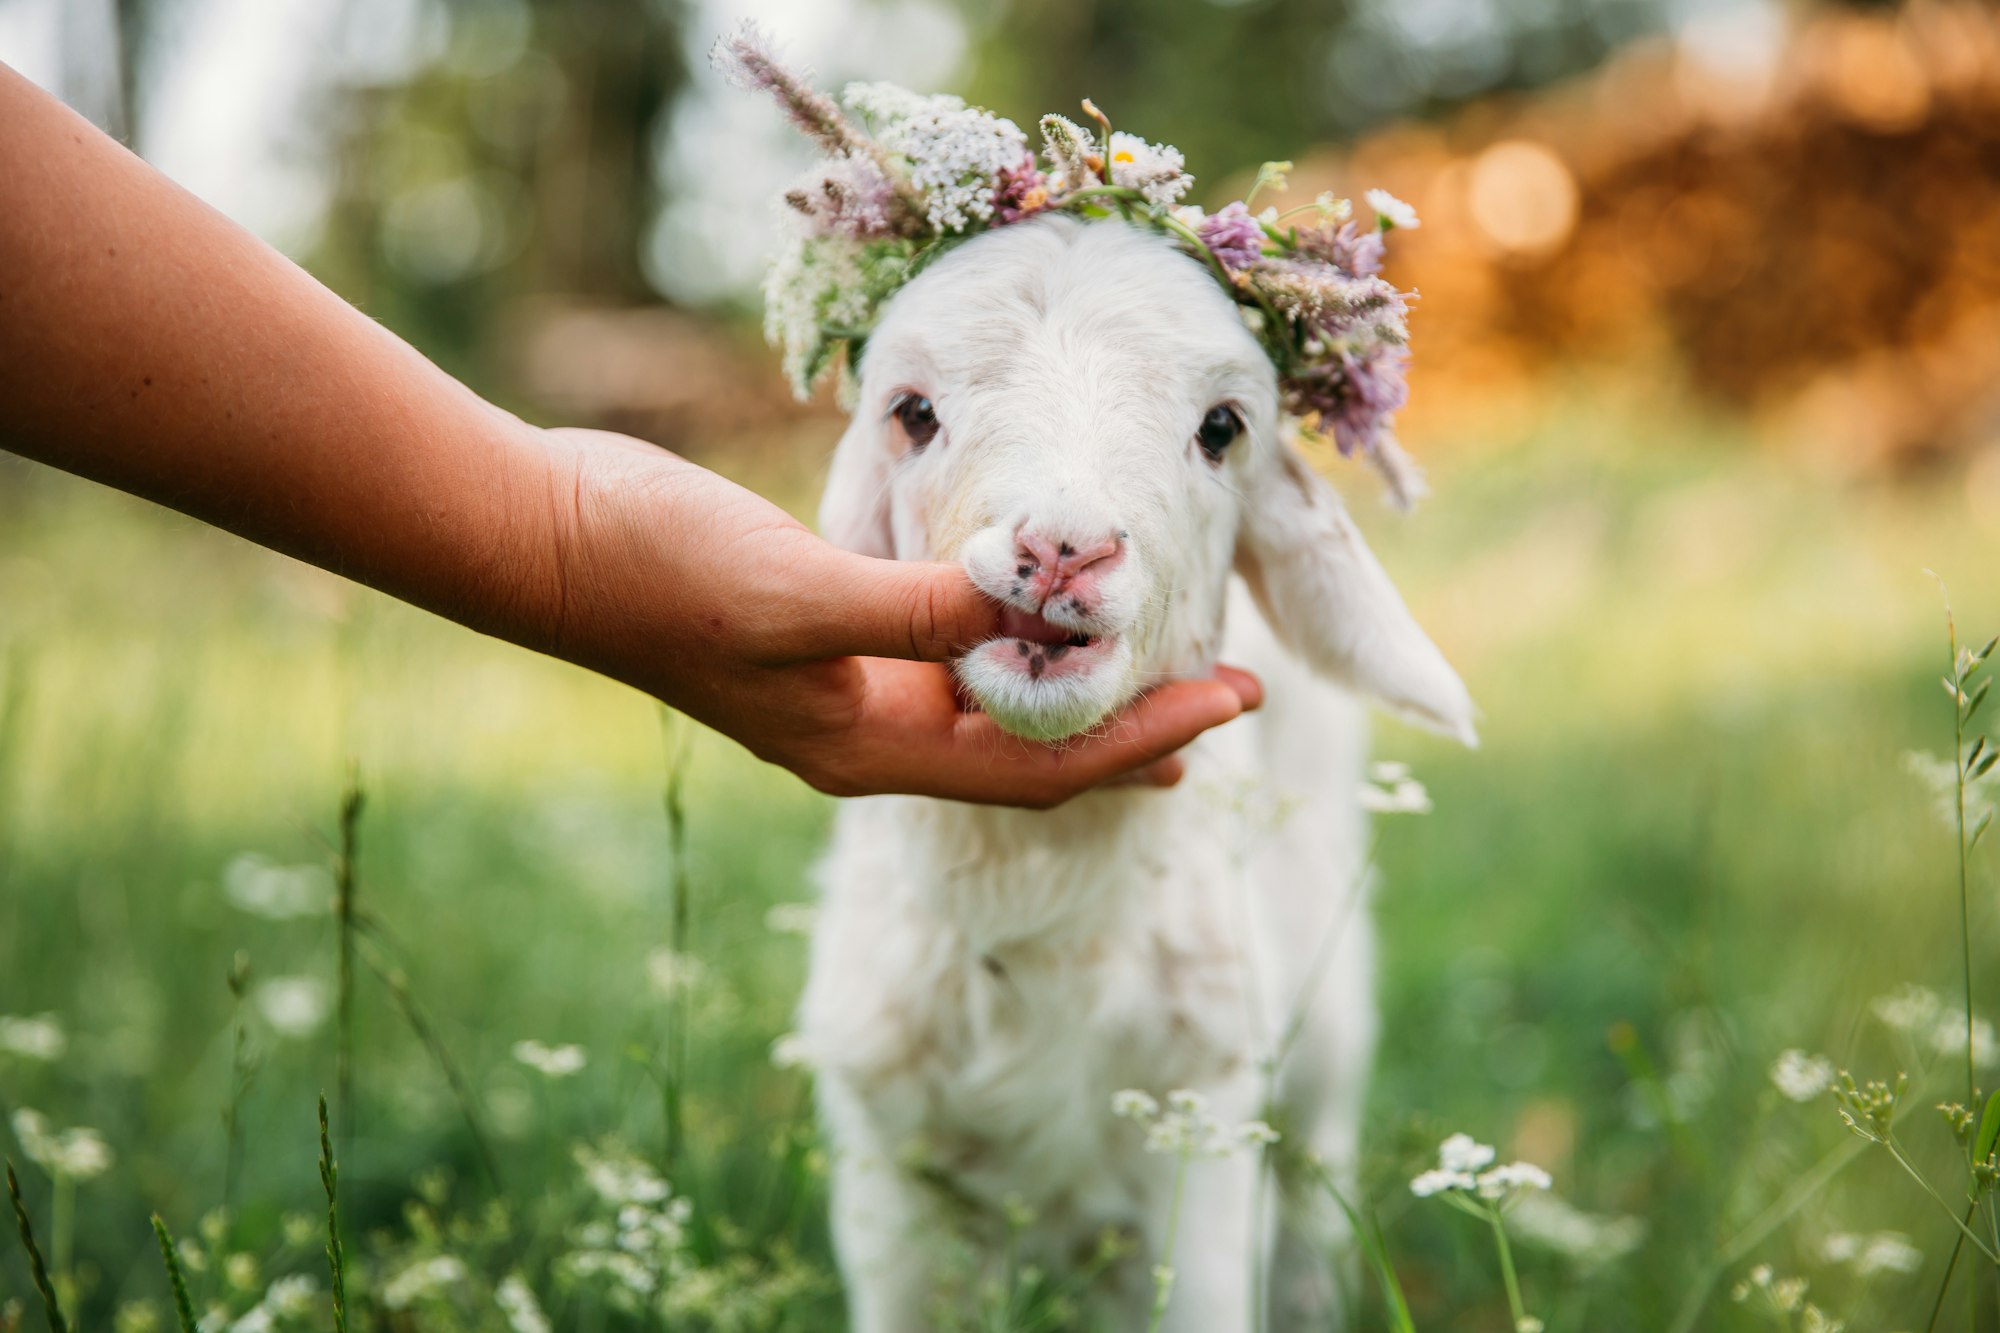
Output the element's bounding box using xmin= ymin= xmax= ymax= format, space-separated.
xmin=881 ymin=788 xmax=1202 ymax=950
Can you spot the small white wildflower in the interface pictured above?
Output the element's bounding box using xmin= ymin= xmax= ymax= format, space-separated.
xmin=1507 ymin=1191 xmax=1646 ymax=1266
xmin=1438 ymin=1133 xmax=1497 ymax=1173
xmin=263 ymin=1275 xmax=317 ymax=1318
xmin=764 ymin=902 xmax=817 ymax=935
xmin=1169 ymin=204 xmax=1206 ymax=229
xmin=0 ymin=1013 xmax=66 ymax=1061
xmin=1316 ymin=191 xmax=1353 ymax=221
xmin=252 ymin=976 xmax=329 ymax=1038
xmin=224 ymin=1252 xmax=259 ymax=1292
xmin=1256 ymin=206 xmax=1279 ymax=226
xmin=1930 ymin=1011 xmax=1999 ymax=1067
xmin=1111 ymin=1089 xmax=1159 ymax=1120
xmin=1410 ymin=1168 xmax=1474 ymax=1197
xmin=1517 ymin=1320 xmax=1545 ymax=1333
xmin=646 ymin=948 xmax=706 ymax=998
xmin=1821 ymin=1230 xmax=1922 ymax=1275
xmin=1166 ymin=1088 xmax=1207 ymax=1115
xmin=1366 ymin=188 xmax=1420 ymax=230
xmin=281 ymin=1213 xmax=316 ymax=1247
xmin=1238 ymin=1120 xmax=1281 ymax=1149
xmin=222 ymin=854 xmax=333 ymax=919
xmin=495 ymin=1274 xmax=550 ymax=1333
xmin=1770 ymin=1049 xmax=1836 ymax=1102
xmin=10 ymin=1108 xmax=115 ymax=1181
xmin=574 ymin=1141 xmax=672 ymax=1207
xmin=512 ymin=1040 xmax=587 ymax=1078
xmin=1106 ymin=131 xmax=1192 ymax=206
xmin=1872 ymin=984 xmax=1943 ymax=1033
xmin=1475 ymin=1161 xmax=1554 ymax=1201
xmin=381 ymin=1256 xmax=467 ymax=1310
xmin=227 ymin=1309 xmax=273 ymax=1333
xmin=843 ymin=82 xmax=1026 ymax=234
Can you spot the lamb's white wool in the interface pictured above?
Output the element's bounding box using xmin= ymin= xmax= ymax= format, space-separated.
xmin=802 ymin=215 xmax=1473 ymax=1331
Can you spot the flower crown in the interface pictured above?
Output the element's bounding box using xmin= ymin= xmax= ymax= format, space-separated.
xmin=713 ymin=23 xmax=1426 ymax=505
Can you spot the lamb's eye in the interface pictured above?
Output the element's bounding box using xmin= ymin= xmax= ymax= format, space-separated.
xmin=1197 ymin=404 xmax=1243 ymax=461
xmin=891 ymin=393 xmax=940 ymax=450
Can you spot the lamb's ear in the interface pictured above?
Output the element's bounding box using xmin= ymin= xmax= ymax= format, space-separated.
xmin=818 ymin=412 xmax=895 ymax=558
xmin=1236 ymin=445 xmax=1478 ymax=745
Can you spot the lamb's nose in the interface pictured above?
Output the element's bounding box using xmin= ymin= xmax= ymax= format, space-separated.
xmin=1014 ymin=528 xmax=1124 ymax=607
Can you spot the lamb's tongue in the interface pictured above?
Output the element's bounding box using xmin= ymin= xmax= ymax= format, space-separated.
xmin=999 ymin=606 xmax=1078 ymax=647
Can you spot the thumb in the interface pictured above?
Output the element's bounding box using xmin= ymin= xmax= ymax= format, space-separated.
xmin=789 ymin=554 xmax=1004 ymax=663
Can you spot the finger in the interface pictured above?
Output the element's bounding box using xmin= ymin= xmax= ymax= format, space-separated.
xmin=1212 ymin=663 xmax=1264 ymax=712
xmin=785 ymin=554 xmax=1005 ymax=664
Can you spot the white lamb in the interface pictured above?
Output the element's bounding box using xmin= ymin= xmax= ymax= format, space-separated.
xmin=795 ymin=214 xmax=1476 ymax=1331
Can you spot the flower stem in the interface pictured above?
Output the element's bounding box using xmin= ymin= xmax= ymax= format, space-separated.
xmin=1486 ymin=1206 xmax=1529 ymax=1330
xmin=1147 ymin=1150 xmax=1192 ymax=1333
xmin=1884 ymin=1136 xmax=2000 ymax=1262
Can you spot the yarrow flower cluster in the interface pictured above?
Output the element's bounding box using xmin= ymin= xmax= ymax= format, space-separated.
xmin=1111 ymin=1088 xmax=1279 ymax=1159
xmin=712 ymin=22 xmax=1429 ymax=504
xmin=1409 ymin=1132 xmax=1552 ymax=1205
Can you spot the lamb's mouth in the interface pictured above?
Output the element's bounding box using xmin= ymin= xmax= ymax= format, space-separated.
xmin=992 ymin=607 xmax=1113 ymax=681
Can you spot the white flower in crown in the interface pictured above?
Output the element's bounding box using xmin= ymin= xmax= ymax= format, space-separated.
xmin=713 ymin=21 xmax=1432 ymax=504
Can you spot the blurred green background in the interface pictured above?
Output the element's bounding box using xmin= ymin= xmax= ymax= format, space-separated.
xmin=5 ymin=0 xmax=2000 ymax=1329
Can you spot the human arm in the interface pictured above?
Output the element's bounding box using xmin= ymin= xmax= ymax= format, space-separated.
xmin=0 ymin=65 xmax=1257 ymax=805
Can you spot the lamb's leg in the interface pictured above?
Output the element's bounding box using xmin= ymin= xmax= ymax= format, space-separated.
xmin=829 ymin=1144 xmax=942 ymax=1333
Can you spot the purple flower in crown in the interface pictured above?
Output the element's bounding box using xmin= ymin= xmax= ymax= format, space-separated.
xmin=1296 ymin=219 xmax=1385 ymax=279
xmin=1285 ymin=342 xmax=1410 ymax=459
xmin=993 ymin=157 xmax=1051 ymax=224
xmin=1199 ymin=201 xmax=1265 ymax=271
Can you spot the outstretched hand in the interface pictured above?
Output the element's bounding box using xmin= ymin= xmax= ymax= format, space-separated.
xmin=540 ymin=429 xmax=1263 ymax=806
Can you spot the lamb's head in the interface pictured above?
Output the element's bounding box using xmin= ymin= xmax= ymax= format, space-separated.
xmin=821 ymin=214 xmax=1476 ymax=746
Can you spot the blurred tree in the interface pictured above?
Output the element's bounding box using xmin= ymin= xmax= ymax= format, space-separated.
xmin=308 ymin=0 xmax=687 ymax=386
xmin=952 ymin=0 xmax=1699 ymax=185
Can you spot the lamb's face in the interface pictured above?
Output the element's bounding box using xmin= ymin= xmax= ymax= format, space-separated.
xmin=821 ymin=216 xmax=1479 ymax=747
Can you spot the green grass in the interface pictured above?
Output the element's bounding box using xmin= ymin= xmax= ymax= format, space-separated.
xmin=2 ymin=390 xmax=1998 ymax=1329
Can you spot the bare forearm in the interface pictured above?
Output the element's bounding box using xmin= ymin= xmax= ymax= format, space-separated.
xmin=0 ymin=65 xmax=562 ymax=649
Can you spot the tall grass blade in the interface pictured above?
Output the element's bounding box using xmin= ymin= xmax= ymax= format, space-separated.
xmin=318 ymin=1094 xmax=349 ymax=1333
xmin=1300 ymin=1155 xmax=1417 ymax=1333
xmin=334 ymin=773 xmax=363 ymax=1158
xmin=6 ymin=1163 xmax=67 ymax=1333
xmin=149 ymin=1215 xmax=200 ymax=1333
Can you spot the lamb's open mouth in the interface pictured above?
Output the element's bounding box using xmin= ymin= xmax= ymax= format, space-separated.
xmin=986 ymin=606 xmax=1115 ymax=682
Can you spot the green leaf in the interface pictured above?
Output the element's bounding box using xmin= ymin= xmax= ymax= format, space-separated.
xmin=1978 ymin=634 xmax=1998 ymax=663
xmin=1977 ymin=1091 xmax=2000 ymax=1165
xmin=1974 ymin=810 xmax=1995 ymax=851
xmin=1968 ymin=677 xmax=1992 ymax=724
xmin=1976 ymin=748 xmax=1999 ymax=781
xmin=1972 ymin=737 xmax=1989 ymax=775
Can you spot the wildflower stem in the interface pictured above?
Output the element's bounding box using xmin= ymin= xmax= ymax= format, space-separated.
xmin=1146 ymin=1150 xmax=1192 ymax=1333
xmin=150 ymin=1215 xmax=200 ymax=1333
xmin=6 ymin=1161 xmax=68 ymax=1333
xmin=1924 ymin=1203 xmax=1977 ymax=1333
xmin=1883 ymin=1135 xmax=2000 ymax=1262
xmin=1486 ymin=1206 xmax=1529 ymax=1330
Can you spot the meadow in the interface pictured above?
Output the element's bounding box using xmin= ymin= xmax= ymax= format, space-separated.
xmin=4 ymin=382 xmax=1999 ymax=1331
